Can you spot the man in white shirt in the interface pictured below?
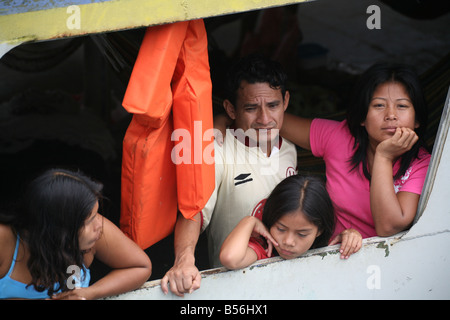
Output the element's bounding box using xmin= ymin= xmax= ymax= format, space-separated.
xmin=161 ymin=54 xmax=297 ymax=296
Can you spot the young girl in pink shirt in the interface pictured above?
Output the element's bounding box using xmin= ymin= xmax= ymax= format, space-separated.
xmin=220 ymin=175 xmax=362 ymax=269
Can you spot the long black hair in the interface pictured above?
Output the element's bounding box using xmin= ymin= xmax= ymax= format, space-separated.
xmin=346 ymin=62 xmax=428 ymax=180
xmin=262 ymin=174 xmax=335 ymax=248
xmin=1 ymin=168 xmax=103 ymax=296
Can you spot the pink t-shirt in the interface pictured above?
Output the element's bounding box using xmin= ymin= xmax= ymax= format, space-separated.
xmin=310 ymin=119 xmax=431 ymax=239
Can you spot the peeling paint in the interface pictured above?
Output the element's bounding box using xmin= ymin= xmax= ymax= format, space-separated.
xmin=180 ymin=0 xmax=189 ymax=19
xmin=200 ymin=267 xmax=227 ymax=277
xmin=249 ymin=261 xmax=272 ymax=270
xmin=376 ymin=241 xmax=390 ymax=257
xmin=318 ymin=249 xmax=340 ymax=259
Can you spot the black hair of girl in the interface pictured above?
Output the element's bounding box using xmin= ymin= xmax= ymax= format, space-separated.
xmin=262 ymin=174 xmax=335 ymax=249
xmin=11 ymin=168 xmax=103 ymax=296
xmin=225 ymin=53 xmax=288 ymax=107
xmin=346 ymin=62 xmax=429 ymax=181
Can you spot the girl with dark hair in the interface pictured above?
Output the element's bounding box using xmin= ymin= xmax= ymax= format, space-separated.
xmin=0 ymin=168 xmax=152 ymax=299
xmin=220 ymin=175 xmax=358 ymax=270
xmin=281 ymin=62 xmax=431 ymax=239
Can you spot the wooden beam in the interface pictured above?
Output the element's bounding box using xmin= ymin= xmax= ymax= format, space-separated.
xmin=0 ymin=0 xmax=311 ymax=46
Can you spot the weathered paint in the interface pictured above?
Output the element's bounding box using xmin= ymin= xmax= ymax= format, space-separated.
xmin=104 ymin=88 xmax=450 ymax=300
xmin=104 ymin=232 xmax=450 ymax=299
xmin=0 ymin=0 xmax=311 ymax=56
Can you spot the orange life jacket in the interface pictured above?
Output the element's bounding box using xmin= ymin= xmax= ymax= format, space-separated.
xmin=120 ymin=19 xmax=214 ymax=249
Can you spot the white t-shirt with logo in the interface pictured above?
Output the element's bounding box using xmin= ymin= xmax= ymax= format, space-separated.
xmin=201 ymin=129 xmax=297 ymax=267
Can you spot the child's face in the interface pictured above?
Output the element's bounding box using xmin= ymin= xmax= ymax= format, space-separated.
xmin=361 ymin=81 xmax=419 ymax=148
xmin=270 ymin=209 xmax=321 ymax=260
xmin=78 ymin=201 xmax=103 ymax=251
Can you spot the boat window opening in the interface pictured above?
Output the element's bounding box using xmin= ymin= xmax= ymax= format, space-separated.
xmin=414 ymin=86 xmax=450 ymax=224
xmin=2 ymin=2 xmax=450 ymax=292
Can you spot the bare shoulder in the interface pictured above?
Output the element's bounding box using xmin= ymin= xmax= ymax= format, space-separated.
xmin=93 ymin=216 xmax=137 ymax=255
xmin=0 ymin=224 xmax=15 ymax=246
xmin=0 ymin=224 xmax=16 ymax=277
xmin=99 ymin=216 xmax=123 ymax=239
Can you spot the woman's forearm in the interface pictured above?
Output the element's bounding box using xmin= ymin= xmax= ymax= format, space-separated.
xmin=370 ymin=153 xmax=410 ymax=236
xmin=84 ymin=265 xmax=152 ymax=299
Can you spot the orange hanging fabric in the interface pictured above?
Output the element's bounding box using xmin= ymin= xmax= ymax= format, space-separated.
xmin=120 ymin=19 xmax=214 ymax=249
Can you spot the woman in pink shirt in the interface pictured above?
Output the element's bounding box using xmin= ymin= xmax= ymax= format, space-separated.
xmin=281 ymin=62 xmax=431 ymax=240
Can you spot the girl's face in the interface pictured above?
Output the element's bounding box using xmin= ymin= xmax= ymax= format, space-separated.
xmin=362 ymin=81 xmax=419 ymax=148
xmin=78 ymin=201 xmax=103 ymax=251
xmin=270 ymin=209 xmax=321 ymax=260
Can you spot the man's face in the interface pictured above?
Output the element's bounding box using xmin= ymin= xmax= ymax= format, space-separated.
xmin=224 ymin=81 xmax=289 ymax=145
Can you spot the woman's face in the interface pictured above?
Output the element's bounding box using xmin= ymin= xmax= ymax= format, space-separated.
xmin=362 ymin=81 xmax=419 ymax=148
xmin=270 ymin=209 xmax=321 ymax=260
xmin=78 ymin=201 xmax=103 ymax=251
